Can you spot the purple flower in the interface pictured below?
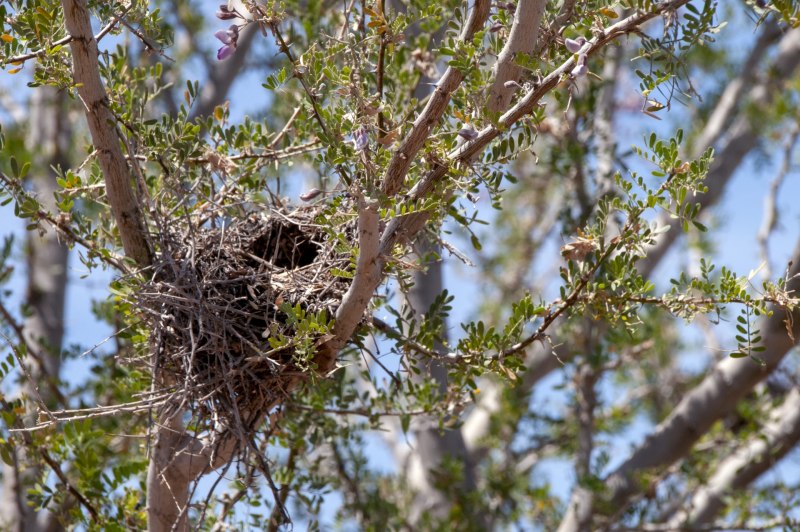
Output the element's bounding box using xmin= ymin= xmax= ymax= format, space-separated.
xmin=564 ymin=36 xmax=587 ymax=54
xmin=570 ymin=54 xmax=588 ymax=78
xmin=215 ymin=24 xmax=239 ymax=61
xmin=353 ymin=126 xmax=369 ymax=152
xmin=216 ymin=4 xmax=239 ymax=20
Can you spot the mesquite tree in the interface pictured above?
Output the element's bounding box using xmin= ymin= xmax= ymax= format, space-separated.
xmin=1 ymin=0 xmax=799 ymax=530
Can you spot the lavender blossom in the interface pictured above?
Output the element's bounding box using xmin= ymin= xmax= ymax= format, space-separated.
xmin=215 ymin=24 xmax=239 ymax=61
xmin=216 ymin=4 xmax=239 ymax=20
xmin=570 ymin=54 xmax=588 ymax=78
xmin=353 ymin=126 xmax=369 ymax=152
xmin=564 ymin=36 xmax=587 ymax=54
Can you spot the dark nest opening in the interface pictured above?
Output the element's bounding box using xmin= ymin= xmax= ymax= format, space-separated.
xmin=133 ymin=207 xmax=353 ymax=427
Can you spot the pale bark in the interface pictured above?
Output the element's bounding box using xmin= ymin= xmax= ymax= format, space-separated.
xmin=667 ymin=387 xmax=800 ymax=528
xmin=146 ymin=414 xmax=193 ymax=532
xmin=485 ymin=0 xmax=546 ymax=114
xmin=61 ymin=0 xmax=152 ymax=267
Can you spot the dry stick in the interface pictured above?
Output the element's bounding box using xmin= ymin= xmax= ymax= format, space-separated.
xmin=268 ymin=106 xmax=304 ymax=149
xmin=61 ymin=0 xmax=153 ymax=268
xmin=0 ymin=332 xmax=56 ymax=424
xmin=187 ymin=140 xmax=322 ymax=165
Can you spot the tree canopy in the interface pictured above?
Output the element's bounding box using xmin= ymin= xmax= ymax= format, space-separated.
xmin=1 ymin=0 xmax=800 ymax=530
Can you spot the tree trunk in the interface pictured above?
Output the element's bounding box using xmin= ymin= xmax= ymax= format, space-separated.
xmin=403 ymin=236 xmax=477 ymax=523
xmin=0 ymin=87 xmax=70 ymax=532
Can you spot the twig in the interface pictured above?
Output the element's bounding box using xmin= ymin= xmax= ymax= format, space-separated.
xmin=1 ymin=2 xmax=133 ymax=66
xmin=0 ymin=301 xmax=69 ymax=406
xmin=0 ymin=171 xmax=129 ymax=272
xmin=757 ymin=124 xmax=799 ymax=280
xmin=268 ymin=106 xmax=304 ymax=149
xmin=266 ymin=22 xmax=352 ymax=186
xmin=1 ymin=398 xmax=100 ymax=522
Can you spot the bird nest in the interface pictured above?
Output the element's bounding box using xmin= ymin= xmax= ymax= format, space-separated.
xmin=132 ymin=206 xmax=353 ymax=427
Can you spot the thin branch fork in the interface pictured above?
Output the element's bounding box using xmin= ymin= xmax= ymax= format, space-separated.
xmin=316 ymin=0 xmax=692 ymax=379
xmin=0 ymin=171 xmax=130 ymax=272
xmin=376 ymin=0 xmax=693 ymax=262
xmin=380 ymin=0 xmax=491 ymax=196
xmin=0 ymin=398 xmax=100 ymax=522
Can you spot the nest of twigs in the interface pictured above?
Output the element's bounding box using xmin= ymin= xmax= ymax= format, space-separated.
xmin=133 ymin=206 xmax=353 ymax=427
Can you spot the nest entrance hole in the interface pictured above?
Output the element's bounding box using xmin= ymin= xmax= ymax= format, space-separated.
xmin=250 ymin=219 xmax=319 ymax=270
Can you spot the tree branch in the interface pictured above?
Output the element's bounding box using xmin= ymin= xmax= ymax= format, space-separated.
xmin=601 ymin=239 xmax=800 ymax=513
xmin=61 ymin=0 xmax=152 ymax=267
xmin=485 ymin=0 xmax=546 ymax=114
xmin=667 ymin=386 xmax=800 ymax=528
xmin=381 ymin=0 xmax=491 ymax=196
